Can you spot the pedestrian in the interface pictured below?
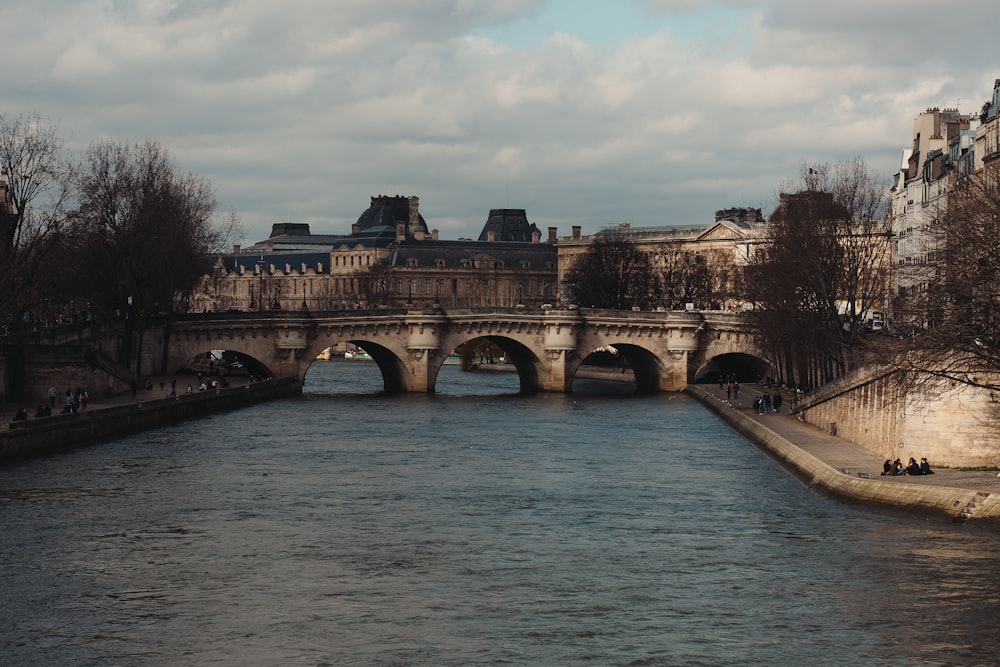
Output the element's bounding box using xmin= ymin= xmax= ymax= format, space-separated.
xmin=63 ymin=389 xmax=74 ymax=414
xmin=80 ymin=389 xmax=88 ymax=410
xmin=47 ymin=385 xmax=57 ymax=408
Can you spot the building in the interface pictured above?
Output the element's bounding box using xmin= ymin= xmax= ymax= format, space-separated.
xmin=889 ymin=107 xmax=975 ymax=308
xmin=190 ymin=196 xmax=559 ymax=312
xmin=555 ymin=208 xmax=765 ymax=310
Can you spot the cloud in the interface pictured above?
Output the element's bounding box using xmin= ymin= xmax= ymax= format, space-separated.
xmin=1 ymin=0 xmax=998 ymax=242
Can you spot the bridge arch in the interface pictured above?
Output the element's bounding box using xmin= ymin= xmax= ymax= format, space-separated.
xmin=341 ymin=340 xmax=409 ymax=393
xmin=569 ymin=343 xmax=669 ymax=393
xmin=432 ymin=332 xmax=543 ymax=394
xmin=167 ymin=336 xmax=279 ymax=382
xmin=693 ymin=352 xmax=772 ymax=384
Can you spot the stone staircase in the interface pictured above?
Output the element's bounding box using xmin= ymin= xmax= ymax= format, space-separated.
xmin=954 ymin=491 xmax=992 ymax=524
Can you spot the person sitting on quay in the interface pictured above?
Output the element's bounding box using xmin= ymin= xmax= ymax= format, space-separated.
xmin=881 ymin=459 xmax=893 ymax=476
xmin=891 ymin=458 xmax=905 ymax=476
xmin=906 ymin=457 xmax=922 ymax=476
xmin=920 ymin=457 xmax=935 ymax=475
xmin=12 ymin=407 xmax=28 ymax=422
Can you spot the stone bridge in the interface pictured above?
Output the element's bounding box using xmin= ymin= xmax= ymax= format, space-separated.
xmin=166 ymin=307 xmax=769 ymax=393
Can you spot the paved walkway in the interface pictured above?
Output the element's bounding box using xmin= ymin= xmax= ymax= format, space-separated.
xmin=695 ymin=383 xmax=1000 ymax=495
xmin=2 ymin=376 xmax=238 ymax=429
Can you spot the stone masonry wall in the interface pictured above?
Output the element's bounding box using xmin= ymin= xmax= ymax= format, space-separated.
xmin=797 ymin=372 xmax=1000 ymax=468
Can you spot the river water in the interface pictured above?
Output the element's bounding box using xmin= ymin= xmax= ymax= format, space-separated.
xmin=2 ymin=361 xmax=999 ymax=666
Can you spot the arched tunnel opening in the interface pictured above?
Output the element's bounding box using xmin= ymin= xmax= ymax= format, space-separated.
xmin=177 ymin=349 xmax=273 ymax=384
xmin=694 ymin=353 xmax=772 ymax=385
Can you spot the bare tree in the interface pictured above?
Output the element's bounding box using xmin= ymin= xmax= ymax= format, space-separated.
xmin=745 ymin=159 xmax=892 ymax=387
xmin=562 ymin=233 xmax=661 ymax=310
xmin=69 ymin=139 xmax=226 ymax=370
xmin=356 ymin=263 xmax=394 ymax=308
xmin=892 ymin=167 xmax=1000 ymax=393
xmin=0 ymin=112 xmax=71 ymax=325
xmin=659 ymin=249 xmax=712 ymax=309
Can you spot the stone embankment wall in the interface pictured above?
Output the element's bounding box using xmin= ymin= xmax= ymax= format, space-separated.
xmin=791 ymin=369 xmax=1000 ymax=469
xmin=687 ymin=385 xmax=1000 ymax=525
xmin=1 ymin=377 xmax=299 ymax=464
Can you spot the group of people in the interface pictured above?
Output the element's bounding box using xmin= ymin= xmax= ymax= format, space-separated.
xmin=719 ymin=374 xmax=741 ymax=399
xmin=54 ymin=386 xmax=88 ymax=414
xmin=11 ymin=385 xmax=89 ymax=423
xmin=882 ymin=457 xmax=934 ymax=476
xmin=752 ymin=392 xmax=783 ymax=414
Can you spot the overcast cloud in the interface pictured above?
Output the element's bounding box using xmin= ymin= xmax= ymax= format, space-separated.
xmin=2 ymin=0 xmax=997 ymax=242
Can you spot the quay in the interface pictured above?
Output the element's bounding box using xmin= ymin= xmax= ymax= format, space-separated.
xmin=0 ymin=377 xmax=299 ymax=464
xmin=687 ymin=384 xmax=1000 ymax=527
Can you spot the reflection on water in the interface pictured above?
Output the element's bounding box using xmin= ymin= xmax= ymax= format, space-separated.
xmin=1 ymin=361 xmax=998 ymax=666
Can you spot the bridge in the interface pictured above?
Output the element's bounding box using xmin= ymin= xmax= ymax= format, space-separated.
xmin=166 ymin=307 xmax=769 ymax=393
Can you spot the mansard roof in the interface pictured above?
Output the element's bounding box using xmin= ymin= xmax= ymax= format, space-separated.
xmin=477 ymin=208 xmax=542 ymax=242
xmin=356 ymin=195 xmax=428 ymax=234
xmin=385 ymin=238 xmax=556 ymax=269
xmin=212 ymin=251 xmax=335 ymax=275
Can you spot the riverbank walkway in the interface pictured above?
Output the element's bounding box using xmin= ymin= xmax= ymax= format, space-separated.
xmin=1 ymin=376 xmax=244 ymax=431
xmin=692 ymin=382 xmax=1000 ymax=496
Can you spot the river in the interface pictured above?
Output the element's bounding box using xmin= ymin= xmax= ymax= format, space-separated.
xmin=2 ymin=360 xmax=999 ymax=666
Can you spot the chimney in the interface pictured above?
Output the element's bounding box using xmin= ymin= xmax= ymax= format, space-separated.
xmin=233 ymin=244 xmax=241 ymax=254
xmin=396 ymin=222 xmax=406 ymax=242
xmin=487 ymin=230 xmax=496 ymax=242
xmin=532 ymin=230 xmax=541 ymax=244
xmin=572 ymin=226 xmax=581 ymax=240
xmin=352 ymin=223 xmax=360 ymax=234
xmin=265 ymin=241 xmax=274 ymax=253
xmin=432 ymin=229 xmax=439 ymax=240
xmin=548 ymin=227 xmax=557 ymax=243
xmin=408 ymin=196 xmax=420 ymax=233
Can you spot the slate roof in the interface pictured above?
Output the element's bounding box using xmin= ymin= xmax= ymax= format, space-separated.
xmin=477 ymin=209 xmax=542 ymax=243
xmin=356 ymin=195 xmax=428 ymax=233
xmin=386 ymin=239 xmax=556 ymax=270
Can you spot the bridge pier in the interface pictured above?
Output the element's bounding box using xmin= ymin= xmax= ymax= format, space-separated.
xmin=402 ymin=311 xmax=446 ymax=392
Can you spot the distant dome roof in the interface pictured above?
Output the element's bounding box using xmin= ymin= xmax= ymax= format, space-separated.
xmin=477 ymin=209 xmax=540 ymax=242
xmin=356 ymin=195 xmax=428 ymax=234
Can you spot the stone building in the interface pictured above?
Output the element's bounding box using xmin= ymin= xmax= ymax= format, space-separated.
xmin=190 ymin=195 xmax=559 ymax=312
xmin=889 ymin=106 xmax=976 ymax=309
xmin=555 ymin=208 xmax=764 ymax=310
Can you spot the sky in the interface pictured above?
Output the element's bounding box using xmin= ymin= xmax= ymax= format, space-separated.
xmin=2 ymin=0 xmax=998 ymax=244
